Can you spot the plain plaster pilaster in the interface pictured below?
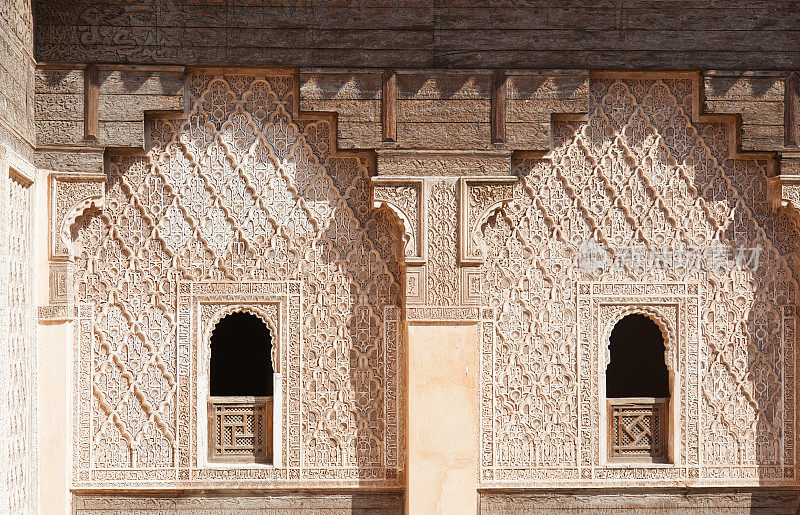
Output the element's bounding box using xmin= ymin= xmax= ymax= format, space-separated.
xmin=36 ymin=166 xmax=71 ymax=514
xmin=406 ymin=323 xmax=478 ymax=514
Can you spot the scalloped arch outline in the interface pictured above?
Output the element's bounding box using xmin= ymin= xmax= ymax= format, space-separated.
xmin=202 ymin=304 xmax=279 ymax=374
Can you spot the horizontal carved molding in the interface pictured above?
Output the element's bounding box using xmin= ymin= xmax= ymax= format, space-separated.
xmin=375 ymin=149 xmax=512 ymax=177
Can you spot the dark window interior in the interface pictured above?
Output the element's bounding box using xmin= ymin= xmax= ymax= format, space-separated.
xmin=606 ymin=313 xmax=669 ymax=398
xmin=210 ymin=312 xmax=273 ymax=396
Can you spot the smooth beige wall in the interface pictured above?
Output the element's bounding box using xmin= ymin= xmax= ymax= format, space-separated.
xmin=406 ymin=323 xmax=477 ymax=514
xmin=37 ymin=323 xmax=71 ymax=514
xmin=36 ymin=169 xmax=71 ymax=514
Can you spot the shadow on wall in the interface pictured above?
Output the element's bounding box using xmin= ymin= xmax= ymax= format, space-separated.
xmin=580 ymin=76 xmax=796 ymax=481
xmin=688 ymin=105 xmax=797 ymax=484
xmin=476 ymin=75 xmax=797 ymax=489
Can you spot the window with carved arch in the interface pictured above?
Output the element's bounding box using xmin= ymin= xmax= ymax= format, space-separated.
xmin=208 ymin=311 xmax=274 ymax=463
xmin=606 ymin=313 xmax=670 ymax=462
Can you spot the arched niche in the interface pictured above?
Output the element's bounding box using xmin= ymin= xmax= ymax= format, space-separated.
xmin=209 ymin=311 xmax=274 ymax=397
xmin=602 ymin=308 xmax=675 ymax=464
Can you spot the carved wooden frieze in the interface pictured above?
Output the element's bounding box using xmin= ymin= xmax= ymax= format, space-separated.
xmin=376 ymin=149 xmax=513 ymax=177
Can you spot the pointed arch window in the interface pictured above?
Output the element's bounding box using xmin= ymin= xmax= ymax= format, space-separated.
xmin=606 ymin=313 xmax=670 ymax=462
xmin=208 ymin=311 xmax=274 ymax=463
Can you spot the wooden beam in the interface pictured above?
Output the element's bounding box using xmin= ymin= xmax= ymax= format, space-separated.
xmin=381 ymin=69 xmax=396 ymax=142
xmin=84 ymin=64 xmax=99 ymax=141
xmin=786 ymin=71 xmax=798 ymax=148
xmin=491 ymin=70 xmax=506 ymax=144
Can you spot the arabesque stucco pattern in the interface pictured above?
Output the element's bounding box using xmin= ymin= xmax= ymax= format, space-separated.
xmin=478 ymin=77 xmax=798 ymax=485
xmin=71 ymin=72 xmax=403 ymax=488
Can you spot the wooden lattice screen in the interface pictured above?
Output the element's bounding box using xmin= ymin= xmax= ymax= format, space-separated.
xmin=608 ymin=398 xmax=668 ymax=462
xmin=208 ymin=397 xmax=272 ymax=463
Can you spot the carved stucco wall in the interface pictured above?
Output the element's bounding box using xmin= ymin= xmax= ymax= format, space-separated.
xmin=0 ymin=0 xmax=37 ymax=513
xmin=60 ymin=69 xmax=800 ymax=495
xmin=476 ymin=76 xmax=798 ymax=486
xmin=69 ymin=71 xmax=404 ymax=488
xmin=1 ymin=157 xmax=36 ymax=513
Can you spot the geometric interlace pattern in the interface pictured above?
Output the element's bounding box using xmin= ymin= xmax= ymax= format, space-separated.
xmin=481 ymin=78 xmax=798 ymax=482
xmin=69 ymin=72 xmax=799 ymax=486
xmin=8 ymin=174 xmax=34 ymax=511
xmin=73 ymin=73 xmax=402 ymax=484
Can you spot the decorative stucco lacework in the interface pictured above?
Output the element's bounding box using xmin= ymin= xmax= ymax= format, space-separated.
xmin=71 ymin=72 xmax=403 ymax=488
xmin=373 ymin=179 xmax=424 ymax=263
xmin=578 ymin=283 xmax=698 ymax=477
xmin=478 ymin=76 xmax=799 ymax=486
xmin=426 ymin=179 xmax=460 ymax=305
xmin=179 ymin=282 xmax=293 ymax=479
xmin=5 ymin=171 xmax=36 ymax=513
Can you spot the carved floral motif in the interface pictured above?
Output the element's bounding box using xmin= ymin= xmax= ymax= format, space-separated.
xmin=373 ymin=180 xmax=423 ymax=261
xmin=6 ymin=172 xmax=35 ymax=511
xmin=426 ymin=179 xmax=460 ymax=305
xmin=71 ymin=73 xmax=403 ymax=487
xmin=479 ymin=77 xmax=798 ymax=485
xmin=60 ymin=70 xmax=799 ymax=491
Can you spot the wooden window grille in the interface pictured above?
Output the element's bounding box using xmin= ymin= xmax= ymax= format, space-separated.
xmin=608 ymin=398 xmax=668 ymax=462
xmin=208 ymin=396 xmax=272 ymax=463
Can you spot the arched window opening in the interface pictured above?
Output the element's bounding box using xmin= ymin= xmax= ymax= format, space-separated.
xmin=606 ymin=313 xmax=668 ymax=398
xmin=210 ymin=312 xmax=273 ymax=396
xmin=208 ymin=311 xmax=273 ymax=464
xmin=606 ymin=313 xmax=670 ymax=462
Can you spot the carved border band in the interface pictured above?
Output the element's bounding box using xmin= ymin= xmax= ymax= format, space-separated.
xmin=74 ymin=279 xmax=403 ymax=488
xmin=577 ymin=283 xmax=700 ymax=484
xmin=180 ymin=281 xmax=294 ymax=483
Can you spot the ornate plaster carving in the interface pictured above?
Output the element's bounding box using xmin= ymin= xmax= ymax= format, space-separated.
xmin=775 ymin=174 xmax=800 ymax=212
xmin=478 ymin=74 xmax=797 ymax=487
xmin=182 ymin=282 xmax=290 ymax=474
xmin=49 ymin=172 xmax=106 ymax=261
xmin=580 ymin=283 xmax=696 ymax=470
xmin=459 ymin=177 xmax=516 ymax=265
xmin=41 ymin=172 xmax=106 ymax=321
xmin=372 ymin=178 xmax=425 ymax=263
xmin=69 ymin=71 xmax=404 ymax=489
xmin=2 ymin=161 xmax=37 ymax=512
xmin=55 ymin=67 xmax=797 ymax=493
xmin=201 ymin=302 xmax=280 ymax=372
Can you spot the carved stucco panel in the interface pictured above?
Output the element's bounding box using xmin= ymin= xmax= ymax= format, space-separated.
xmin=426 ymin=179 xmax=460 ymax=306
xmin=180 ymin=282 xmax=291 ymax=476
xmin=478 ymin=76 xmax=798 ymax=486
xmin=41 ymin=172 xmax=106 ymax=321
xmin=3 ymin=164 xmax=37 ymax=513
xmin=61 ymin=69 xmax=799 ymax=491
xmin=460 ymin=177 xmax=516 ymax=265
xmin=49 ymin=173 xmax=105 ymax=260
xmin=70 ymin=72 xmax=403 ymax=488
xmin=580 ymin=283 xmax=699 ymax=475
xmin=372 ymin=178 xmax=424 ymax=263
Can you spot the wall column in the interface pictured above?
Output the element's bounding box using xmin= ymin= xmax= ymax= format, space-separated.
xmin=406 ymin=323 xmax=478 ymax=514
xmin=36 ymin=166 xmax=72 ymax=514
